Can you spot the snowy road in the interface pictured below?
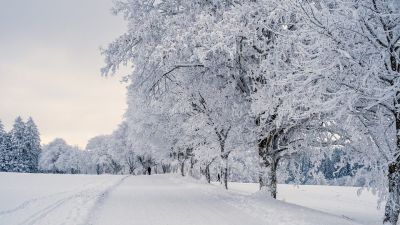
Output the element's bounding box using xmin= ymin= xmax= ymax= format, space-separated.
xmin=0 ymin=173 xmax=367 ymax=225
xmin=90 ymin=175 xmax=360 ymax=225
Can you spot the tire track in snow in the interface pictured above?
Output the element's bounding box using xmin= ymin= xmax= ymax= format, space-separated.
xmin=0 ymin=190 xmax=71 ymax=216
xmin=83 ymin=175 xmax=129 ymax=225
xmin=16 ymin=182 xmax=109 ymax=225
xmin=0 ymin=177 xmax=124 ymax=225
xmin=24 ymin=188 xmax=102 ymax=225
xmin=0 ymin=180 xmax=102 ymax=217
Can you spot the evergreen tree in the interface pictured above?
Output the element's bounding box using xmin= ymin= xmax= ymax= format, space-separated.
xmin=9 ymin=116 xmax=28 ymax=172
xmin=0 ymin=120 xmax=7 ymax=171
xmin=24 ymin=117 xmax=41 ymax=172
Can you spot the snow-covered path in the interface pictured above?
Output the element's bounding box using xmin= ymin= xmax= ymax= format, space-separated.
xmin=90 ymin=175 xmax=360 ymax=225
xmin=1 ymin=173 xmax=374 ymax=225
xmin=0 ymin=173 xmax=126 ymax=225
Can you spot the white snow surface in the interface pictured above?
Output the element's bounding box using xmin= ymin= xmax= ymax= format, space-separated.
xmin=227 ymin=182 xmax=384 ymax=225
xmin=0 ymin=173 xmax=126 ymax=225
xmin=0 ymin=173 xmax=383 ymax=225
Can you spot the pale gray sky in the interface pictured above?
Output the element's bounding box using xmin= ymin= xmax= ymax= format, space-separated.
xmin=0 ymin=0 xmax=129 ymax=148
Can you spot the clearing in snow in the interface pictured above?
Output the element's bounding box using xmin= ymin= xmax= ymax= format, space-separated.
xmin=0 ymin=173 xmax=383 ymax=225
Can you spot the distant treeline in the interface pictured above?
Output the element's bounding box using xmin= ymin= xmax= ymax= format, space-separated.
xmin=0 ymin=117 xmax=357 ymax=186
xmin=0 ymin=117 xmax=41 ymax=173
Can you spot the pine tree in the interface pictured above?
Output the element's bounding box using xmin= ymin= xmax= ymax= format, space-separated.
xmin=0 ymin=120 xmax=7 ymax=171
xmin=9 ymin=116 xmax=28 ymax=172
xmin=24 ymin=117 xmax=41 ymax=172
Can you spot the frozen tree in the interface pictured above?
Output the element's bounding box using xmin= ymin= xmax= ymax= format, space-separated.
xmin=39 ymin=138 xmax=71 ymax=173
xmin=1 ymin=117 xmax=42 ymax=173
xmin=0 ymin=120 xmax=10 ymax=172
xmin=290 ymin=0 xmax=400 ymax=223
xmin=124 ymin=149 xmax=138 ymax=174
xmin=100 ymin=1 xmax=399 ymax=222
xmin=0 ymin=120 xmax=5 ymax=171
xmin=86 ymin=135 xmax=122 ymax=174
xmin=111 ymin=122 xmax=139 ymax=174
xmin=124 ymin=93 xmax=173 ymax=175
xmin=23 ymin=117 xmax=41 ymax=172
xmin=101 ymin=0 xmax=255 ymax=189
xmin=40 ymin=138 xmax=84 ymax=174
xmin=9 ymin=117 xmax=29 ymax=172
xmin=7 ymin=117 xmax=42 ymax=173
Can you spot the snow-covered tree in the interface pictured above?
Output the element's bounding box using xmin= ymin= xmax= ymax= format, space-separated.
xmin=39 ymin=138 xmax=84 ymax=174
xmin=6 ymin=117 xmax=42 ymax=173
xmin=86 ymin=135 xmax=122 ymax=174
xmin=39 ymin=138 xmax=68 ymax=173
xmin=0 ymin=120 xmax=10 ymax=172
xmin=110 ymin=122 xmax=139 ymax=174
xmin=9 ymin=117 xmax=29 ymax=172
xmin=101 ymin=0 xmax=255 ymax=189
xmin=291 ymin=0 xmax=400 ymax=223
xmin=23 ymin=117 xmax=41 ymax=172
xmin=100 ymin=0 xmax=399 ymax=223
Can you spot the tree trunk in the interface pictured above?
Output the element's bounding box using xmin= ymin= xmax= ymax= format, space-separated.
xmin=259 ymin=158 xmax=278 ymax=199
xmin=162 ymin=164 xmax=170 ymax=173
xmin=384 ymin=163 xmax=400 ymax=225
xmin=189 ymin=157 xmax=195 ymax=177
xmin=129 ymin=166 xmax=135 ymax=175
xmin=383 ymin=114 xmax=400 ymax=225
xmin=258 ymin=144 xmax=268 ymax=190
xmin=214 ymin=127 xmax=231 ymax=189
xmin=269 ymin=160 xmax=278 ymax=199
xmin=258 ymin=133 xmax=278 ymax=198
xmin=205 ymin=164 xmax=211 ymax=183
xmin=221 ymin=155 xmax=228 ymax=189
xmin=180 ymin=161 xmax=185 ymax=176
xmin=383 ymin=162 xmax=400 ymax=225
xmin=259 ymin=158 xmax=267 ymax=190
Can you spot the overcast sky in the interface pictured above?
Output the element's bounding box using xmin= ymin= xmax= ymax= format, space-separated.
xmin=0 ymin=0 xmax=129 ymax=148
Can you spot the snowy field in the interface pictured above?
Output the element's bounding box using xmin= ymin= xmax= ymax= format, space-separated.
xmin=0 ymin=173 xmax=386 ymax=225
xmin=226 ymin=182 xmax=384 ymax=225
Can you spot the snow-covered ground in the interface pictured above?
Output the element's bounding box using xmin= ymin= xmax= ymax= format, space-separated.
xmin=226 ymin=182 xmax=383 ymax=225
xmin=0 ymin=173 xmax=385 ymax=225
xmin=0 ymin=173 xmax=127 ymax=225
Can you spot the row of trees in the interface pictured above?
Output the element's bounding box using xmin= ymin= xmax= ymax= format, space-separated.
xmin=0 ymin=117 xmax=41 ymax=173
xmin=98 ymin=0 xmax=399 ymax=224
xmin=38 ymin=124 xmax=167 ymax=176
xmin=39 ymin=138 xmax=89 ymax=174
xmin=2 ymin=0 xmax=397 ymax=223
xmin=0 ymin=119 xmax=170 ymax=176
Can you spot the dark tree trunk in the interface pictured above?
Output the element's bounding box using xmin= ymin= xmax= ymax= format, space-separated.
xmin=383 ymin=116 xmax=400 ymax=225
xmin=383 ymin=93 xmax=400 ymax=225
xmin=259 ymin=157 xmax=278 ymax=199
xmin=96 ymin=164 xmax=101 ymax=175
xmin=221 ymin=155 xmax=228 ymax=189
xmin=258 ymin=131 xmax=279 ymax=199
xmin=205 ymin=163 xmax=211 ymax=183
xmin=129 ymin=166 xmax=135 ymax=175
xmin=383 ymin=162 xmax=400 ymax=225
xmin=383 ymin=26 xmax=400 ymax=224
xmin=180 ymin=161 xmax=185 ymax=176
xmin=269 ymin=159 xmax=278 ymax=199
xmin=214 ymin=127 xmax=231 ymax=189
xmin=162 ymin=164 xmax=170 ymax=173
xmin=258 ymin=136 xmax=269 ymax=190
